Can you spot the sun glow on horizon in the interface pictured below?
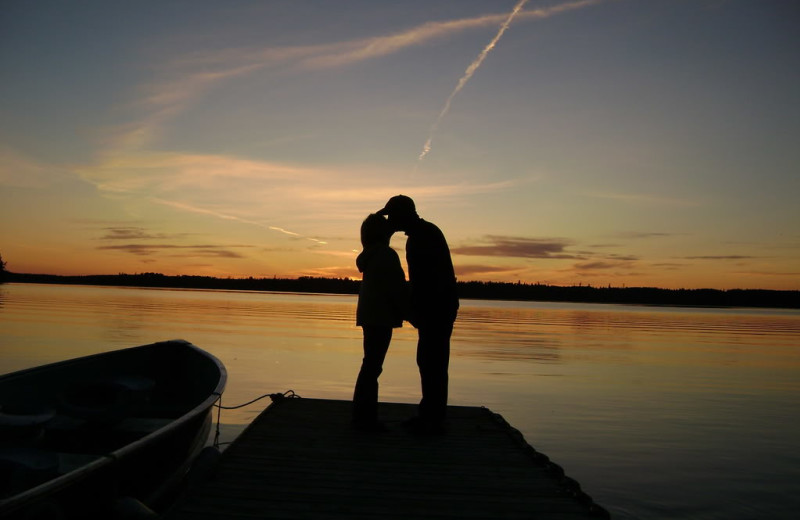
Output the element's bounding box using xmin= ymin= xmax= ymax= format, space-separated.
xmin=1 ymin=1 xmax=798 ymax=291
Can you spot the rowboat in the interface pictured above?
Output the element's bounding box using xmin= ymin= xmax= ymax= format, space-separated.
xmin=0 ymin=340 xmax=226 ymax=519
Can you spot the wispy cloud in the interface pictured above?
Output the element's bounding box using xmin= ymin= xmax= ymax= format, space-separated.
xmin=97 ymin=243 xmax=248 ymax=258
xmin=75 ymin=1 xmax=603 ymax=255
xmin=615 ymin=232 xmax=677 ymax=240
xmin=302 ymin=1 xmax=601 ymax=71
xmin=78 ymin=150 xmax=318 ymax=195
xmin=732 ymin=270 xmax=800 ymax=277
xmin=419 ymin=0 xmax=530 ymax=161
xmin=99 ymin=226 xmax=188 ymax=241
xmin=94 ymin=224 xmax=252 ymax=258
xmin=0 ymin=147 xmax=69 ymax=188
xmin=651 ymin=262 xmax=687 ymax=271
xmin=152 ymin=198 xmax=328 ymax=245
xmin=106 ymin=0 xmax=606 ymax=153
xmin=574 ymin=260 xmax=634 ymax=271
xmin=684 ymin=255 xmax=757 ymax=260
xmin=171 ymin=0 xmax=603 ymax=74
xmin=415 ymin=0 xmax=605 ymax=161
xmin=306 ymin=178 xmax=519 ymax=205
xmin=452 ymin=235 xmax=578 ymax=259
xmin=455 ymin=264 xmax=525 ymax=277
xmin=77 ymin=141 xmax=523 ymax=245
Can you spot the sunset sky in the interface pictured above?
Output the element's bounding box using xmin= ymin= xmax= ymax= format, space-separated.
xmin=2 ymin=0 xmax=798 ymax=290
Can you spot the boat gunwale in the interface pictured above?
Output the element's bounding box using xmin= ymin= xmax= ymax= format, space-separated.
xmin=0 ymin=339 xmax=227 ymax=514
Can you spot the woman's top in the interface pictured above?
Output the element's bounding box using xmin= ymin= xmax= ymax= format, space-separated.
xmin=356 ymin=244 xmax=407 ymax=328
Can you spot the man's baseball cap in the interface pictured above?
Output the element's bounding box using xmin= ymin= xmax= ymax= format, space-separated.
xmin=377 ymin=195 xmax=416 ymax=216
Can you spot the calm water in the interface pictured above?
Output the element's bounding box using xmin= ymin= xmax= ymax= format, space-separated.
xmin=1 ymin=283 xmax=799 ymax=519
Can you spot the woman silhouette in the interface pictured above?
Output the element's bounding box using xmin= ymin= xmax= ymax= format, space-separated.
xmin=352 ymin=214 xmax=407 ymax=431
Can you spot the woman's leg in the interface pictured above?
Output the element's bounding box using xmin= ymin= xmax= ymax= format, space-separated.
xmin=353 ymin=326 xmax=393 ymax=424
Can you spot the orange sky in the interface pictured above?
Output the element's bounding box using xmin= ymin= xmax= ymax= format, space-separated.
xmin=2 ymin=1 xmax=799 ymax=290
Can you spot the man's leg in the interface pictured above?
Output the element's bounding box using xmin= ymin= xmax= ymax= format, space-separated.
xmin=416 ymin=321 xmax=453 ymax=425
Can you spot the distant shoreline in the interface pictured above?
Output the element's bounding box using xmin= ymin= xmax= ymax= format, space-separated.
xmin=3 ymin=272 xmax=798 ymax=310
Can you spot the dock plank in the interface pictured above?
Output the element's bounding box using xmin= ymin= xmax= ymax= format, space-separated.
xmin=166 ymin=398 xmax=608 ymax=519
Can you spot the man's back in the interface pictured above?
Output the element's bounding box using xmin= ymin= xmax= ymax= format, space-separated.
xmin=406 ymin=219 xmax=459 ymax=326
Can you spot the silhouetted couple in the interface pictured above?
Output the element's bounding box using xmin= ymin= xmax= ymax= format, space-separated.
xmin=352 ymin=195 xmax=459 ymax=435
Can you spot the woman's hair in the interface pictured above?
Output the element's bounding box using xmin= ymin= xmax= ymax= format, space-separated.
xmin=361 ymin=213 xmax=392 ymax=248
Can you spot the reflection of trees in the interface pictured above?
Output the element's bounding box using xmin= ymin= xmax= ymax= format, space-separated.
xmin=454 ymin=306 xmax=562 ymax=363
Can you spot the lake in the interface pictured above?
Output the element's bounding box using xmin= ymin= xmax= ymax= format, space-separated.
xmin=1 ymin=282 xmax=799 ymax=519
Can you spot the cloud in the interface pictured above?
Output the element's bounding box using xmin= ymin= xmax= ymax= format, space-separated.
xmin=418 ymin=0 xmax=531 ymax=161
xmin=78 ymin=151 xmax=317 ymax=196
xmin=82 ymin=155 xmax=520 ymax=240
xmin=455 ymin=264 xmax=524 ymax=277
xmin=175 ymin=0 xmax=603 ymax=73
xmin=107 ymin=0 xmax=605 ymax=152
xmin=588 ymin=243 xmax=622 ymax=248
xmin=152 ymin=198 xmax=328 ymax=245
xmin=616 ymin=232 xmax=677 ymax=240
xmin=732 ymin=270 xmax=800 ymax=277
xmin=0 ymin=147 xmax=70 ymax=188
xmin=452 ymin=235 xmax=578 ymax=259
xmin=603 ymin=253 xmax=640 ymax=262
xmin=94 ymin=225 xmax=251 ymax=258
xmin=684 ymin=255 xmax=756 ymax=260
xmin=98 ymin=243 xmax=247 ymax=258
xmin=651 ymin=262 xmax=686 ymax=270
xmin=99 ymin=226 xmax=187 ymax=241
xmin=301 ymin=264 xmax=360 ymax=280
xmin=307 ymin=179 xmax=519 ymax=205
xmin=574 ymin=260 xmax=632 ymax=271
xmin=71 ymin=1 xmax=603 ymax=262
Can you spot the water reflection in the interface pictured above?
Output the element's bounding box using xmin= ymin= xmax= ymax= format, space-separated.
xmin=2 ymin=284 xmax=800 ymax=519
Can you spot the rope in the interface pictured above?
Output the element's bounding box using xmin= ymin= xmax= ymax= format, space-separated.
xmin=214 ymin=389 xmax=300 ymax=410
xmin=212 ymin=392 xmax=223 ymax=448
xmin=211 ymin=390 xmax=300 ymax=449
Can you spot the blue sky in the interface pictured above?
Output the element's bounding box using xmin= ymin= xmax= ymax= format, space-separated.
xmin=1 ymin=0 xmax=798 ymax=289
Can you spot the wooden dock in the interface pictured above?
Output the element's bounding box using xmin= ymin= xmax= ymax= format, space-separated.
xmin=165 ymin=397 xmax=609 ymax=519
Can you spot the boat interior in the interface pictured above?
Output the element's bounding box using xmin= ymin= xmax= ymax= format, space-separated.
xmin=0 ymin=343 xmax=222 ymax=500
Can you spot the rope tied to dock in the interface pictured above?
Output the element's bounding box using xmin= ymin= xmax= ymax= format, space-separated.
xmin=211 ymin=390 xmax=301 ymax=448
xmin=215 ymin=389 xmax=300 ymax=410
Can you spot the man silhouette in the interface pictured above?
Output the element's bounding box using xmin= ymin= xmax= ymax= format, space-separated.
xmin=378 ymin=195 xmax=458 ymax=433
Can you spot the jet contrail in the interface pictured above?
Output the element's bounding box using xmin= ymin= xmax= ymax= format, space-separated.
xmin=152 ymin=198 xmax=327 ymax=244
xmin=418 ymin=0 xmax=529 ymax=162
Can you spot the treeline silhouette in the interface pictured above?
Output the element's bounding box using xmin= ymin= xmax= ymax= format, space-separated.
xmin=458 ymin=280 xmax=799 ymax=309
xmin=5 ymin=272 xmax=359 ymax=295
xmin=5 ymin=271 xmax=799 ymax=309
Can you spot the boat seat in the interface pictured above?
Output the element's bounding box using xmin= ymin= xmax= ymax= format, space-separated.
xmin=47 ymin=414 xmax=173 ymax=435
xmin=0 ymin=406 xmax=55 ymax=442
xmin=0 ymin=447 xmax=59 ymax=498
xmin=58 ymin=376 xmax=156 ymax=425
xmin=43 ymin=414 xmax=175 ymax=459
xmin=0 ymin=448 xmax=106 ymax=498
